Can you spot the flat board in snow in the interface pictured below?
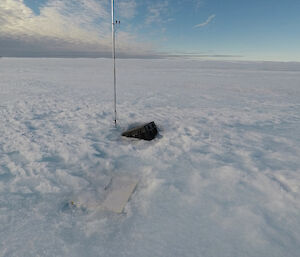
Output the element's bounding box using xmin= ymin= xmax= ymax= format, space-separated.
xmin=102 ymin=177 xmax=138 ymax=213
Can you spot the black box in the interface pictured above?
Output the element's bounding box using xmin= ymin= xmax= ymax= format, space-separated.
xmin=122 ymin=121 xmax=158 ymax=141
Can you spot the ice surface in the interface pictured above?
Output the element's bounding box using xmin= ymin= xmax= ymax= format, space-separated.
xmin=0 ymin=58 xmax=300 ymax=257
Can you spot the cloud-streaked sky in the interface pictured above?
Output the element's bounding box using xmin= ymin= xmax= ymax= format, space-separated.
xmin=1 ymin=0 xmax=300 ymax=61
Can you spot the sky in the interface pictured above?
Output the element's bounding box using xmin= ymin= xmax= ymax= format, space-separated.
xmin=0 ymin=0 xmax=300 ymax=61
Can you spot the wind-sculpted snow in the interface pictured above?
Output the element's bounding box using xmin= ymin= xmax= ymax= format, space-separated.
xmin=0 ymin=58 xmax=300 ymax=257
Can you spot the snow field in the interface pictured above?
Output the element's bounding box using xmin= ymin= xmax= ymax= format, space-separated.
xmin=0 ymin=58 xmax=300 ymax=257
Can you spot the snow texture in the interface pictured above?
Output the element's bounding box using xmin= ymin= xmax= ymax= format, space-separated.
xmin=0 ymin=58 xmax=300 ymax=257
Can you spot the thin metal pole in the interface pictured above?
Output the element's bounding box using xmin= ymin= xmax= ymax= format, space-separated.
xmin=111 ymin=0 xmax=117 ymax=126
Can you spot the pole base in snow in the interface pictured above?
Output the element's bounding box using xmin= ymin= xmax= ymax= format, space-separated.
xmin=122 ymin=121 xmax=158 ymax=141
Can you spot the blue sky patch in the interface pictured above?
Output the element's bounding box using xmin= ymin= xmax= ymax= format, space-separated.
xmin=24 ymin=0 xmax=48 ymax=15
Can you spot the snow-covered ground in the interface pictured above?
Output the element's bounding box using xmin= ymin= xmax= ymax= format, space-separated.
xmin=0 ymin=58 xmax=300 ymax=257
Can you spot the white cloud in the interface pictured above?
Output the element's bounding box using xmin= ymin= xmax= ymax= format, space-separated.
xmin=0 ymin=0 xmax=154 ymax=57
xmin=193 ymin=0 xmax=205 ymax=10
xmin=194 ymin=14 xmax=216 ymax=28
xmin=145 ymin=1 xmax=169 ymax=25
xmin=118 ymin=0 xmax=137 ymax=19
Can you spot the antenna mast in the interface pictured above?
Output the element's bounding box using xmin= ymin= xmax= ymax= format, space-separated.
xmin=111 ymin=0 xmax=117 ymax=126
